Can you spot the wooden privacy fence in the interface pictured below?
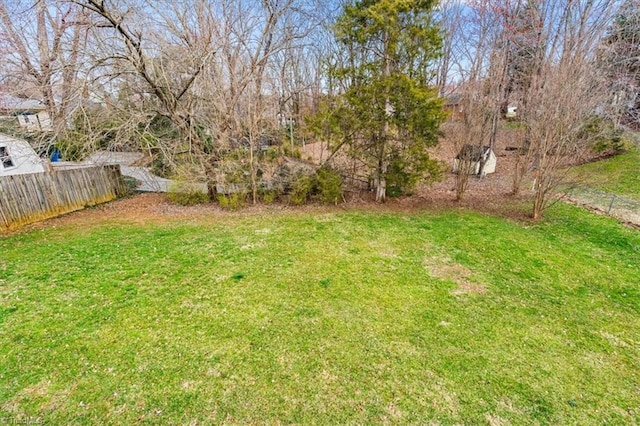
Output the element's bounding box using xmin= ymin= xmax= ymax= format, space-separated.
xmin=0 ymin=165 xmax=126 ymax=231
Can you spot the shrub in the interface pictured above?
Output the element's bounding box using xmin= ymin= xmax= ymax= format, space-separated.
xmin=262 ymin=146 xmax=281 ymax=162
xmin=259 ymin=187 xmax=281 ymax=205
xmin=217 ymin=192 xmax=247 ymax=210
xmin=289 ymin=173 xmax=317 ymax=205
xmin=55 ymin=131 xmax=88 ymax=161
xmin=579 ymin=117 xmax=628 ymax=154
xmin=386 ymin=155 xmax=413 ymax=197
xmin=592 ymin=131 xmax=627 ymax=154
xmin=316 ymin=167 xmax=343 ymax=204
xmin=167 ymin=182 xmax=209 ymax=206
xmin=151 ymin=154 xmax=174 ymax=179
xmin=282 ymin=143 xmax=302 ymax=159
xmin=385 ymin=152 xmax=442 ymax=197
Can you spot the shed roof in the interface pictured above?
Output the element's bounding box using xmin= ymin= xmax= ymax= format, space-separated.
xmin=455 ymin=144 xmax=492 ymax=162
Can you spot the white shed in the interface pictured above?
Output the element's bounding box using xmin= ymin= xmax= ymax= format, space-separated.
xmin=453 ymin=145 xmax=497 ymax=176
xmin=16 ymin=111 xmax=52 ymax=132
xmin=0 ymin=95 xmax=53 ymax=131
xmin=0 ymin=134 xmax=48 ymax=177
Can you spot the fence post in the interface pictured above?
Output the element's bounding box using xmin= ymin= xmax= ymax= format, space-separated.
xmin=608 ymin=195 xmax=617 ymax=214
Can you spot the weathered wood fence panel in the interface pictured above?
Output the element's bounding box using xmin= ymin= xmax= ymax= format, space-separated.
xmin=0 ymin=165 xmax=126 ymax=231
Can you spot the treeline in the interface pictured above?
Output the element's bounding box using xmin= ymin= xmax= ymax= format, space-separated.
xmin=0 ymin=0 xmax=637 ymax=218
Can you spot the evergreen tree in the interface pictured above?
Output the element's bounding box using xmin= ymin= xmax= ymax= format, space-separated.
xmin=324 ymin=0 xmax=444 ymax=202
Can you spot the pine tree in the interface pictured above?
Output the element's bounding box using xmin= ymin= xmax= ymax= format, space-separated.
xmin=324 ymin=0 xmax=444 ymax=202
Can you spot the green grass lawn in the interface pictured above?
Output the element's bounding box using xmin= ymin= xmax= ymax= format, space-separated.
xmin=572 ymin=146 xmax=640 ymax=200
xmin=1 ymin=205 xmax=639 ymax=424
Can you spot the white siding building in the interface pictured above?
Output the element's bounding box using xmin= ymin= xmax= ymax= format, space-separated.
xmin=0 ymin=134 xmax=49 ymax=177
xmin=453 ymin=145 xmax=497 ymax=176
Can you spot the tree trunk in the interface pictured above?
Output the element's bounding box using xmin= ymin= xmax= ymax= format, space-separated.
xmin=532 ymin=183 xmax=545 ymax=220
xmin=377 ymin=28 xmax=391 ymax=203
xmin=375 ymin=158 xmax=387 ymax=203
xmin=203 ymin=159 xmax=218 ymax=202
xmin=511 ymin=153 xmax=526 ymax=196
xmin=455 ymin=159 xmax=472 ymax=201
xmin=511 ymin=127 xmax=530 ymax=196
xmin=249 ymin=134 xmax=258 ymax=205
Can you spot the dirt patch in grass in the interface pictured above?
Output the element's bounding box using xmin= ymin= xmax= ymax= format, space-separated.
xmin=15 ymin=193 xmax=172 ymax=231
xmin=18 ymin=379 xmax=51 ymax=398
xmin=423 ymin=255 xmax=486 ymax=295
xmin=485 ymin=413 xmax=510 ymax=426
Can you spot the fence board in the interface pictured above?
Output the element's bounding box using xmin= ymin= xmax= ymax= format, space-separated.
xmin=0 ymin=165 xmax=126 ymax=231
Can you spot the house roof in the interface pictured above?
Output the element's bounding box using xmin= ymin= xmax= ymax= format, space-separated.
xmin=444 ymin=93 xmax=464 ymax=106
xmin=0 ymin=94 xmax=46 ymax=112
xmin=455 ymin=144 xmax=492 ymax=162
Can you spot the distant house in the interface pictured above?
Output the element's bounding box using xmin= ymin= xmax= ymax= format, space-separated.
xmin=505 ymin=105 xmax=518 ymax=119
xmin=453 ymin=145 xmax=496 ymax=176
xmin=0 ymin=95 xmax=52 ymax=131
xmin=0 ymin=133 xmax=49 ymax=177
xmin=443 ymin=93 xmax=464 ymax=121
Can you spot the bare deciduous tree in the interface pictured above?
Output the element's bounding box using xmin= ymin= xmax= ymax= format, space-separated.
xmin=0 ymin=0 xmax=89 ymax=136
xmin=520 ymin=0 xmax=617 ymax=219
xmin=441 ymin=0 xmax=619 ymax=218
xmin=445 ymin=0 xmax=505 ymax=200
xmin=69 ymin=0 xmax=328 ymax=202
